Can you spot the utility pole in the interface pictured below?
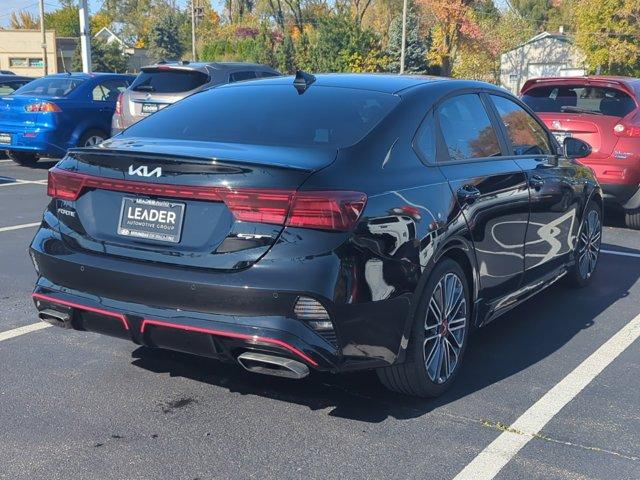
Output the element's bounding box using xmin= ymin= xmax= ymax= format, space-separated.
xmin=191 ymin=0 xmax=197 ymax=61
xmin=38 ymin=0 xmax=48 ymax=76
xmin=79 ymin=0 xmax=92 ymax=73
xmin=400 ymin=0 xmax=407 ymax=74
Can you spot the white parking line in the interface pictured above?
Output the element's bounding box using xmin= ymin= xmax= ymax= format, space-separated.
xmin=453 ymin=312 xmax=640 ymax=480
xmin=601 ymin=249 xmax=640 ymax=259
xmin=0 ymin=222 xmax=40 ymax=233
xmin=0 ymin=322 xmax=50 ymax=342
xmin=0 ymin=179 xmax=47 ymax=187
xmin=0 ymin=159 xmax=13 ymax=163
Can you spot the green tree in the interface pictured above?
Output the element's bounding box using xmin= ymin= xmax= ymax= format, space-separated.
xmin=510 ymin=0 xmax=554 ymax=31
xmin=575 ymin=0 xmax=640 ymax=75
xmin=148 ymin=10 xmax=185 ymax=61
xmin=387 ymin=4 xmax=429 ymax=73
xmin=44 ymin=6 xmax=80 ymax=37
xmin=276 ymin=34 xmax=296 ymax=73
xmin=71 ymin=39 xmax=129 ymax=73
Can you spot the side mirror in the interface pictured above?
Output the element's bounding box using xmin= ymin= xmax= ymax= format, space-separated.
xmin=563 ymin=137 xmax=591 ymax=159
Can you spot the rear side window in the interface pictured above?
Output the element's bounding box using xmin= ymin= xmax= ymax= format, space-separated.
xmin=258 ymin=71 xmax=279 ymax=78
xmin=415 ymin=112 xmax=437 ymax=164
xmin=491 ymin=95 xmax=552 ymax=156
xmin=522 ymin=85 xmax=636 ymax=117
xmin=131 ymin=69 xmax=209 ymax=93
xmin=122 ymin=84 xmax=399 ymax=149
xmin=229 ymin=71 xmax=257 ymax=83
xmin=92 ymin=80 xmax=129 ymax=102
xmin=438 ymin=94 xmax=501 ymax=161
xmin=13 ymin=77 xmax=83 ymax=97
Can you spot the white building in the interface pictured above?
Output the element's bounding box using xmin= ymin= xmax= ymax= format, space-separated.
xmin=93 ymin=26 xmax=151 ymax=72
xmin=500 ymin=31 xmax=586 ymax=94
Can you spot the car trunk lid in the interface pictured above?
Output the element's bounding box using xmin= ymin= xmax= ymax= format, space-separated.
xmin=51 ymin=137 xmax=338 ymax=270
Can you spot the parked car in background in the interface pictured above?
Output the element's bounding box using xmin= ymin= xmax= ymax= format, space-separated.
xmin=111 ymin=61 xmax=280 ymax=135
xmin=521 ymin=76 xmax=640 ymax=228
xmin=0 ymin=72 xmax=135 ymax=166
xmin=0 ymin=70 xmax=16 ymax=75
xmin=0 ymin=75 xmax=35 ymax=95
xmin=33 ymin=73 xmax=602 ymax=398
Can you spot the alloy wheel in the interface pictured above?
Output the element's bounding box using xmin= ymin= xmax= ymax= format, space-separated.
xmin=424 ymin=272 xmax=467 ymax=384
xmin=577 ymin=209 xmax=601 ymax=279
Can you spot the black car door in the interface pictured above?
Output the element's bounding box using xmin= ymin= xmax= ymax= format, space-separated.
xmin=435 ymin=93 xmax=530 ymax=317
xmin=487 ymin=93 xmax=580 ymax=285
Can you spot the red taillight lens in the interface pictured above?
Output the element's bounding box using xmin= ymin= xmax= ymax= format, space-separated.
xmin=115 ymin=93 xmax=123 ymax=115
xmin=217 ymin=189 xmax=293 ymax=225
xmin=47 ymin=169 xmax=84 ymax=200
xmin=47 ymin=168 xmax=367 ymax=231
xmin=287 ymin=191 xmax=367 ymax=231
xmin=25 ymin=102 xmax=61 ymax=113
xmin=614 ymin=123 xmax=640 ymax=137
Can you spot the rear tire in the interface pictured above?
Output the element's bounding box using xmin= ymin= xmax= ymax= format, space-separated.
xmin=78 ymin=129 xmax=106 ymax=147
xmin=566 ymin=201 xmax=602 ymax=288
xmin=624 ymin=209 xmax=640 ymax=230
xmin=376 ymin=258 xmax=470 ymax=397
xmin=7 ymin=151 xmax=38 ymax=166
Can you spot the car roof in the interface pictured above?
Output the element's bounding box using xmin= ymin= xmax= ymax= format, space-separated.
xmin=218 ymin=73 xmax=453 ymax=94
xmin=0 ymin=75 xmax=33 ymax=82
xmin=44 ymin=72 xmax=133 ymax=80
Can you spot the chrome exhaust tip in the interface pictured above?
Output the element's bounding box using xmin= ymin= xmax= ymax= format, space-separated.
xmin=38 ymin=309 xmax=72 ymax=329
xmin=237 ymin=352 xmax=309 ymax=379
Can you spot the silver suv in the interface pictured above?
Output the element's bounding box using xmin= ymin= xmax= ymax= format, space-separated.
xmin=112 ymin=61 xmax=280 ymax=135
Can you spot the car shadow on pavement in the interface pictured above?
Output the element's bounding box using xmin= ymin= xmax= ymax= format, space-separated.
xmin=130 ymin=249 xmax=638 ymax=424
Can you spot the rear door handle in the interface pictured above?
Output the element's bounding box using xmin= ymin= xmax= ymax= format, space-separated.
xmin=529 ymin=175 xmax=545 ymax=190
xmin=457 ymin=185 xmax=481 ymax=203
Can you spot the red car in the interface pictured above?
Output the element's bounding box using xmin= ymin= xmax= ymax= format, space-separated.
xmin=521 ymin=76 xmax=640 ymax=229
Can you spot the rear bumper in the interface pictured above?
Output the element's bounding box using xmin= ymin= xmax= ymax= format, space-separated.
xmin=0 ymin=126 xmax=67 ymax=157
xmin=29 ymin=217 xmax=411 ymax=372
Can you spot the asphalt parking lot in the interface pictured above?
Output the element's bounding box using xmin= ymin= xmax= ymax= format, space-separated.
xmin=0 ymin=158 xmax=639 ymax=480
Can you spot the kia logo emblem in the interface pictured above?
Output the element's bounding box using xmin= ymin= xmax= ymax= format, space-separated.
xmin=128 ymin=165 xmax=162 ymax=178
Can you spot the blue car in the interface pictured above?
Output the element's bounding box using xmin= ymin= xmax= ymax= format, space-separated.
xmin=0 ymin=72 xmax=134 ymax=166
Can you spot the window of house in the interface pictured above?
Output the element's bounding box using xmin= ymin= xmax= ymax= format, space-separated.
xmin=9 ymin=58 xmax=28 ymax=68
xmin=28 ymin=58 xmax=44 ymax=67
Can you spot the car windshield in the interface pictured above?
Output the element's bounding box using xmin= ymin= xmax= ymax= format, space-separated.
xmin=122 ymin=84 xmax=400 ymax=149
xmin=12 ymin=77 xmax=83 ymax=97
xmin=131 ymin=69 xmax=209 ymax=93
xmin=522 ymin=85 xmax=636 ymax=117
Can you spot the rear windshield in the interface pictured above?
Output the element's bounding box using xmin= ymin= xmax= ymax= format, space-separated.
xmin=122 ymin=84 xmax=400 ymax=148
xmin=13 ymin=77 xmax=83 ymax=97
xmin=131 ymin=69 xmax=209 ymax=93
xmin=522 ymin=85 xmax=636 ymax=117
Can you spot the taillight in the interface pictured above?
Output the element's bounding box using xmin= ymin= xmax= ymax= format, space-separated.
xmin=614 ymin=123 xmax=640 ymax=137
xmin=25 ymin=102 xmax=61 ymax=113
xmin=115 ymin=93 xmax=123 ymax=115
xmin=47 ymin=168 xmax=367 ymax=231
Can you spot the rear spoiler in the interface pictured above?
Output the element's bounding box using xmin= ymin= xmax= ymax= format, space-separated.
xmin=521 ymin=77 xmax=633 ymax=96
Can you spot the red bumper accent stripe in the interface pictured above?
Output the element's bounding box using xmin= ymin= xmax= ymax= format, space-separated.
xmin=32 ymin=293 xmax=130 ymax=331
xmin=140 ymin=318 xmax=318 ymax=367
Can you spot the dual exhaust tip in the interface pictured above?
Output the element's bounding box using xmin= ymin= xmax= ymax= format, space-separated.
xmin=237 ymin=351 xmax=309 ymax=379
xmin=38 ymin=308 xmax=310 ymax=380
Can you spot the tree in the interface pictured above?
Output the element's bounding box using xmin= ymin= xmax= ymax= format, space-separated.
xmin=387 ymin=3 xmax=430 ymax=73
xmin=10 ymin=11 xmax=39 ymax=29
xmin=276 ymin=34 xmax=296 ymax=73
xmin=574 ymin=0 xmax=640 ymax=75
xmin=148 ymin=10 xmax=185 ymax=61
xmin=509 ymin=0 xmax=553 ymax=31
xmin=44 ymin=6 xmax=80 ymax=37
xmin=71 ymin=39 xmax=129 ymax=73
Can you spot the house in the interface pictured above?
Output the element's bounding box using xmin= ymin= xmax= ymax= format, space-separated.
xmin=500 ymin=31 xmax=586 ymax=94
xmin=0 ymin=29 xmax=76 ymax=77
xmin=93 ymin=26 xmax=151 ymax=72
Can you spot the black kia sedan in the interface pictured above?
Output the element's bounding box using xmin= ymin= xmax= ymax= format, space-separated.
xmin=30 ymin=73 xmax=602 ymax=397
